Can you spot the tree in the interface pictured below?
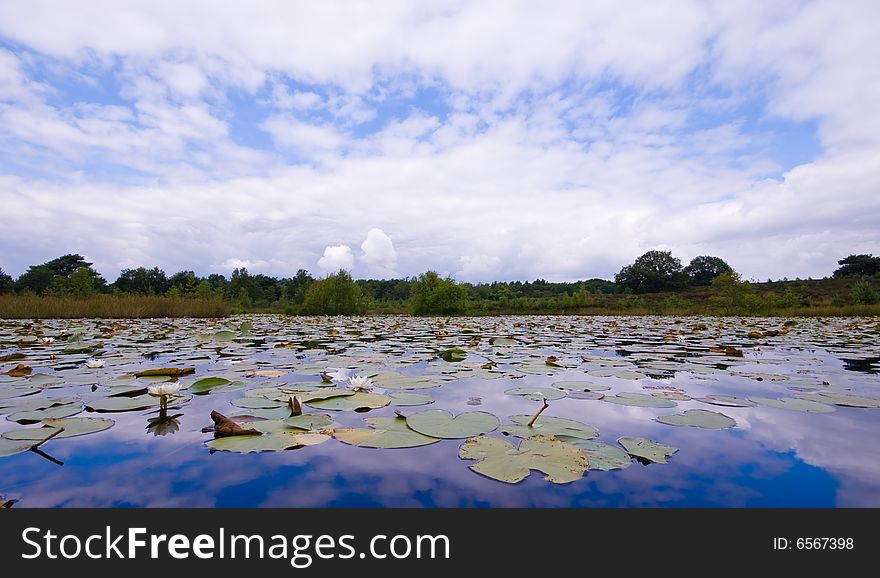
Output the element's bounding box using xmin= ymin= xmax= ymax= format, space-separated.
xmin=15 ymin=254 xmax=106 ymax=295
xmin=0 ymin=268 xmax=13 ymax=294
xmin=614 ymin=250 xmax=687 ymax=293
xmin=113 ymin=267 xmax=170 ymax=295
xmin=410 ymin=271 xmax=468 ymax=315
xmin=833 ymin=254 xmax=880 ymax=277
xmin=850 ymin=280 xmax=878 ymax=304
xmin=168 ymin=270 xmax=200 ymax=295
xmin=300 ymin=270 xmax=363 ymax=315
xmin=684 ymin=256 xmax=733 ymax=286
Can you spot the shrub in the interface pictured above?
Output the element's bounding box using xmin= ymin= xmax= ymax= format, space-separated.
xmin=850 ymin=280 xmax=879 ymax=304
xmin=410 ymin=271 xmax=468 ymax=315
xmin=300 ymin=270 xmax=364 ymax=315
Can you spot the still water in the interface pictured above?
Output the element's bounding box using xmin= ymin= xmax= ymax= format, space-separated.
xmin=1 ymin=315 xmax=878 ymax=507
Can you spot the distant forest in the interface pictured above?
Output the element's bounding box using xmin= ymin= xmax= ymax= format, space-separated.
xmin=1 ymin=252 xmax=878 ymax=317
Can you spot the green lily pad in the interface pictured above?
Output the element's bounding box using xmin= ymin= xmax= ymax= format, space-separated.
xmin=296 ymin=388 xmax=357 ymax=403
xmin=694 ymin=395 xmax=756 ymax=407
xmin=796 ymin=392 xmax=880 ymax=408
xmin=588 ymin=369 xmax=646 ymax=379
xmin=7 ymin=402 xmax=84 ymax=424
xmin=214 ymin=330 xmax=236 ymax=342
xmin=306 ymin=391 xmax=392 ymax=412
xmin=230 ymin=397 xmax=286 ymax=410
xmin=2 ymin=417 xmax=114 ymax=441
xmin=283 ymin=414 xmax=333 ymax=430
xmin=656 ymin=409 xmax=736 ymax=429
xmin=369 ymin=373 xmax=438 ymax=390
xmin=85 ymin=395 xmax=163 ymax=412
xmin=459 ymin=435 xmax=588 ymax=484
xmin=206 ymin=430 xmax=330 ymax=453
xmin=501 ymin=415 xmax=598 ymax=440
xmin=504 ymin=387 xmax=566 ymax=401
xmin=438 ymin=348 xmax=467 ymax=362
xmin=190 ymin=377 xmax=232 ymax=395
xmin=334 ymin=417 xmax=441 ymax=449
xmin=26 ymin=374 xmax=64 ymax=387
xmin=566 ymin=391 xmax=605 ymax=400
xmin=389 ymin=392 xmax=434 ymax=406
xmin=0 ymin=429 xmax=59 ymax=457
xmin=406 ymin=409 xmax=499 ymax=439
xmin=557 ymin=438 xmax=632 ymax=471
xmin=0 ymin=385 xmax=40 ymax=399
xmin=552 ymin=381 xmax=611 ymax=392
xmin=603 ymin=392 xmax=677 ymax=408
xmin=749 ymin=396 xmax=836 ymax=413
xmin=618 ymin=437 xmax=678 ymax=464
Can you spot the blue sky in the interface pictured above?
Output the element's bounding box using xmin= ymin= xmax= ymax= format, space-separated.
xmin=0 ymin=1 xmax=877 ymax=282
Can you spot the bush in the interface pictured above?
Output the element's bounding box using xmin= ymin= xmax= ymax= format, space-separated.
xmin=300 ymin=270 xmax=364 ymax=315
xmin=850 ymin=280 xmax=879 ymax=304
xmin=410 ymin=271 xmax=468 ymax=315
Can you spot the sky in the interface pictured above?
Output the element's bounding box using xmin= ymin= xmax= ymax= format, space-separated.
xmin=0 ymin=0 xmax=878 ymax=283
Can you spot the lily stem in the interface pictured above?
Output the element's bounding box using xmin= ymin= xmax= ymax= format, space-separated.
xmin=527 ymin=398 xmax=549 ymax=427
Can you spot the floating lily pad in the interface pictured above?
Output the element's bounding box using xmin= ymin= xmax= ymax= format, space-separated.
xmin=334 ymin=416 xmax=441 ymax=449
xmin=552 ymin=381 xmax=611 ymax=392
xmin=0 ymin=385 xmax=40 ymax=399
xmin=407 ymin=409 xmax=499 ymax=439
xmin=694 ymin=395 xmax=756 ymax=407
xmin=389 ymin=392 xmax=434 ymax=406
xmin=588 ymin=369 xmax=646 ymax=380
xmin=501 ymin=414 xmax=598 ymax=440
xmin=603 ymin=392 xmax=677 ymax=408
xmin=283 ymin=414 xmax=333 ymax=430
xmin=85 ymin=395 xmax=162 ymax=412
xmin=306 ymin=391 xmax=391 ymax=412
xmin=656 ymin=409 xmax=736 ymax=429
xmin=438 ymin=348 xmax=467 ymax=362
xmin=8 ymin=402 xmax=84 ymax=424
xmin=504 ymin=387 xmax=566 ymax=401
xmin=796 ymin=392 xmax=880 ymax=408
xmin=190 ymin=377 xmax=232 ymax=395
xmin=566 ymin=391 xmax=605 ymax=400
xmin=557 ymin=439 xmax=632 ymax=471
xmin=618 ymin=437 xmax=678 ymax=464
xmin=214 ymin=330 xmax=236 ymax=342
xmin=206 ymin=430 xmax=330 ymax=453
xmin=2 ymin=417 xmax=114 ymax=441
xmin=749 ymin=396 xmax=836 ymax=413
xmin=230 ymin=397 xmax=286 ymax=410
xmin=459 ymin=435 xmax=588 ymax=484
xmin=369 ymin=373 xmax=438 ymax=390
xmin=0 ymin=429 xmax=59 ymax=457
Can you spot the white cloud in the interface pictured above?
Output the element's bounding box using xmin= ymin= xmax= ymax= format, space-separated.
xmin=360 ymin=228 xmax=397 ymax=278
xmin=317 ymin=244 xmax=354 ymax=273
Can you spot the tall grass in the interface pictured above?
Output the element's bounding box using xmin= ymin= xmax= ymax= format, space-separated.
xmin=0 ymin=295 xmax=230 ymax=319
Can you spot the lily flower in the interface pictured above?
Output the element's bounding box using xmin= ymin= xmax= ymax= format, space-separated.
xmin=147 ymin=382 xmax=182 ymax=397
xmin=347 ymin=375 xmax=374 ymax=392
xmin=323 ymin=368 xmax=352 ymax=382
xmin=85 ymin=358 xmax=105 ymax=369
xmin=40 ymin=337 xmax=55 ymax=344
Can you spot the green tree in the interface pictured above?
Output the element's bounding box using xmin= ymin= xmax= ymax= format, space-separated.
xmin=410 ymin=271 xmax=468 ymax=315
xmin=168 ymin=270 xmax=200 ymax=295
xmin=300 ymin=270 xmax=363 ymax=315
xmin=833 ymin=254 xmax=880 ymax=277
xmin=113 ymin=267 xmax=170 ymax=295
xmin=684 ymin=255 xmax=733 ymax=286
xmin=709 ymin=271 xmax=754 ymax=314
xmin=0 ymin=268 xmax=13 ymax=294
xmin=850 ymin=280 xmax=878 ymax=304
xmin=614 ymin=250 xmax=687 ymax=293
xmin=16 ymin=254 xmax=106 ymax=295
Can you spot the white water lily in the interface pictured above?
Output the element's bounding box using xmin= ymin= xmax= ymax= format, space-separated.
xmin=85 ymin=358 xmax=104 ymax=369
xmin=40 ymin=337 xmax=55 ymax=344
xmin=147 ymin=382 xmax=182 ymax=397
xmin=324 ymin=368 xmax=352 ymax=382
xmin=347 ymin=375 xmax=374 ymax=391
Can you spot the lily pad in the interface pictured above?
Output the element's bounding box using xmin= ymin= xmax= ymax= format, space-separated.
xmin=504 ymin=387 xmax=566 ymax=401
xmin=389 ymin=392 xmax=434 ymax=407
xmin=458 ymin=435 xmax=588 ymax=484
xmin=7 ymin=402 xmax=84 ymax=424
xmin=206 ymin=430 xmax=330 ymax=453
xmin=501 ymin=414 xmax=598 ymax=440
xmin=306 ymin=391 xmax=392 ymax=412
xmin=618 ymin=437 xmax=678 ymax=464
xmin=0 ymin=385 xmax=40 ymax=399
xmin=190 ymin=377 xmax=232 ymax=395
xmin=334 ymin=416 xmax=441 ymax=449
xmin=588 ymin=369 xmax=646 ymax=380
xmin=283 ymin=414 xmax=333 ymax=431
xmin=796 ymin=392 xmax=880 ymax=408
xmin=406 ymin=409 xmax=499 ymax=439
xmin=0 ymin=429 xmax=59 ymax=457
xmin=694 ymin=395 xmax=756 ymax=407
xmin=2 ymin=417 xmax=114 ymax=441
xmin=749 ymin=396 xmax=836 ymax=413
xmin=552 ymin=381 xmax=611 ymax=392
xmin=230 ymin=397 xmax=286 ymax=410
xmin=566 ymin=391 xmax=605 ymax=400
xmin=656 ymin=409 xmax=736 ymax=429
xmin=603 ymin=392 xmax=677 ymax=408
xmin=369 ymin=373 xmax=438 ymax=390
xmin=85 ymin=395 xmax=163 ymax=412
xmin=558 ymin=439 xmax=632 ymax=471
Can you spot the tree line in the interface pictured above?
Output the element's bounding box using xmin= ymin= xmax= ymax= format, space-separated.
xmin=0 ymin=251 xmax=877 ymax=315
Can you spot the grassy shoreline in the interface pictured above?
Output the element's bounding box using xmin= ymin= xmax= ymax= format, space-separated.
xmin=0 ymin=295 xmax=230 ymax=319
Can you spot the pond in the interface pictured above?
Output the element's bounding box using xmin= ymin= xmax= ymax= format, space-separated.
xmin=1 ymin=315 xmax=879 ymax=507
